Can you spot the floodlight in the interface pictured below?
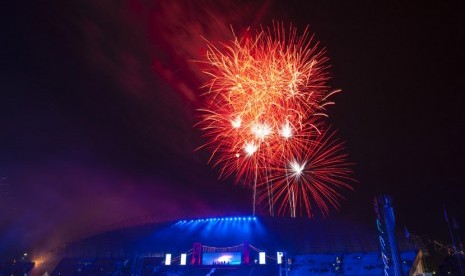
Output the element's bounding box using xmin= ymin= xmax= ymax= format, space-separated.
xmin=180 ymin=254 xmax=187 ymax=265
xmin=259 ymin=252 xmax=266 ymax=264
xmin=277 ymin=252 xmax=283 ymax=264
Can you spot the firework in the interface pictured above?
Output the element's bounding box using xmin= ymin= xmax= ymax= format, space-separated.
xmin=258 ymin=127 xmax=353 ymax=217
xmin=198 ymin=23 xmax=353 ymax=217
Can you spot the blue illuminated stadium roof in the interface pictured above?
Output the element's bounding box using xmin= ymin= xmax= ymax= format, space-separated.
xmin=65 ymin=216 xmax=416 ymax=257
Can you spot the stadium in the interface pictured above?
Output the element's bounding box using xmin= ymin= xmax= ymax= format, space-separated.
xmin=51 ymin=212 xmax=422 ymax=275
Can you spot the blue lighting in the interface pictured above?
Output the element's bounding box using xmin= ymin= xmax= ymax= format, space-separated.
xmin=170 ymin=216 xmax=266 ymax=248
xmin=176 ymin=216 xmax=257 ymax=224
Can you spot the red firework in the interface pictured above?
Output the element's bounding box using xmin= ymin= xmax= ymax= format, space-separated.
xmin=198 ymin=23 xmax=353 ymax=217
xmin=259 ymin=126 xmax=354 ymax=217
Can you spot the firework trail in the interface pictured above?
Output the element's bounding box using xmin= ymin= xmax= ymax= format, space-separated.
xmin=198 ymin=23 xmax=353 ymax=217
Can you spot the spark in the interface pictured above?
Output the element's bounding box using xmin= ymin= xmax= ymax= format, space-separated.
xmin=231 ymin=116 xmax=242 ymax=128
xmin=251 ymin=122 xmax=272 ymax=139
xmin=280 ymin=121 xmax=293 ymax=139
xmin=244 ymin=141 xmax=258 ymax=156
xmin=290 ymin=160 xmax=305 ymax=176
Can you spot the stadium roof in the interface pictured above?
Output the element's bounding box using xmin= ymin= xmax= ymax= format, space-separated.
xmin=64 ymin=216 xmax=416 ymax=257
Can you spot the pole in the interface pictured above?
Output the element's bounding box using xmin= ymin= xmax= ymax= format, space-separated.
xmin=444 ymin=206 xmax=464 ymax=276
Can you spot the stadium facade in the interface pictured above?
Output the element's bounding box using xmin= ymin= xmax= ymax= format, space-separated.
xmin=51 ymin=215 xmax=423 ymax=275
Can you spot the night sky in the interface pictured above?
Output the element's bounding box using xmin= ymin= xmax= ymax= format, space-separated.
xmin=1 ymin=0 xmax=464 ymax=260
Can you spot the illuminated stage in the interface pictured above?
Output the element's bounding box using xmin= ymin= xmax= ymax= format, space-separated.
xmin=52 ymin=216 xmax=421 ymax=275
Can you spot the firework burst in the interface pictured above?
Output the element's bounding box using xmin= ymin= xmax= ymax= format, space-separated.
xmin=258 ymin=127 xmax=353 ymax=217
xmin=198 ymin=23 xmax=353 ymax=217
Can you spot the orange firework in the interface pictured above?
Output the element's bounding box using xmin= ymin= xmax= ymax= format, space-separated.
xmin=198 ymin=23 xmax=353 ymax=217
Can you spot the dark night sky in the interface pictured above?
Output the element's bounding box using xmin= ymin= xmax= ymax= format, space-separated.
xmin=1 ymin=0 xmax=465 ymax=260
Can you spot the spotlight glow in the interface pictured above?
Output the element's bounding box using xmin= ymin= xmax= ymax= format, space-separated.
xmin=180 ymin=254 xmax=187 ymax=265
xmin=165 ymin=254 xmax=171 ymax=265
xmin=259 ymin=252 xmax=266 ymax=265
